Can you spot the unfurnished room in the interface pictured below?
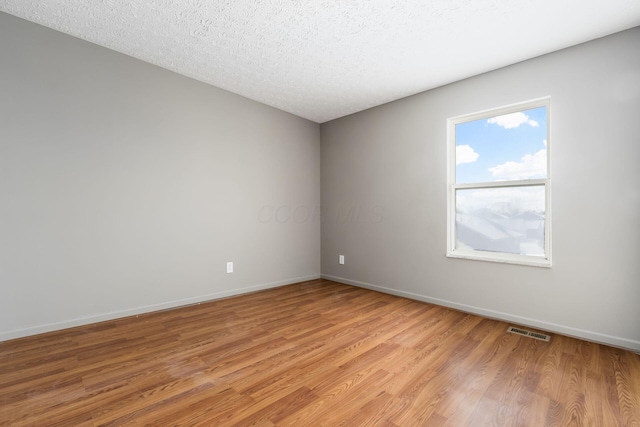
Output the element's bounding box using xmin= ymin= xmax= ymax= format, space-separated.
xmin=1 ymin=1 xmax=639 ymax=425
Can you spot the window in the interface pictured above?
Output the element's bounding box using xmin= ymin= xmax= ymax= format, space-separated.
xmin=447 ymin=98 xmax=551 ymax=267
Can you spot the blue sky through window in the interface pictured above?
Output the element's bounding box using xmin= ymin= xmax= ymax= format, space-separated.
xmin=455 ymin=106 xmax=547 ymax=184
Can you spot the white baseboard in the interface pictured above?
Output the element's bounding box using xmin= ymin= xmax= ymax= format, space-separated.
xmin=0 ymin=274 xmax=321 ymax=343
xmin=322 ymin=274 xmax=640 ymax=353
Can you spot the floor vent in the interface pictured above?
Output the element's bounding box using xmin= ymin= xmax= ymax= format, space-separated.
xmin=507 ymin=326 xmax=551 ymax=342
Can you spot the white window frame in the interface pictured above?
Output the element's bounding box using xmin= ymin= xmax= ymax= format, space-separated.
xmin=446 ymin=97 xmax=551 ymax=267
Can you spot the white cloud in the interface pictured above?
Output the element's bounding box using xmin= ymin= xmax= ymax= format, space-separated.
xmin=488 ymin=149 xmax=547 ymax=180
xmin=543 ymin=139 xmax=547 ymax=147
xmin=456 ymin=144 xmax=479 ymax=165
xmin=487 ymin=112 xmax=539 ymax=129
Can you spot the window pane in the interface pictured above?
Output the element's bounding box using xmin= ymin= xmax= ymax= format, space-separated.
xmin=455 ymin=106 xmax=547 ymax=184
xmin=456 ymin=186 xmax=545 ymax=256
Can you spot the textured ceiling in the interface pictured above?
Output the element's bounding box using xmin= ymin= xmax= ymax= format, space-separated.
xmin=1 ymin=1 xmax=639 ymax=123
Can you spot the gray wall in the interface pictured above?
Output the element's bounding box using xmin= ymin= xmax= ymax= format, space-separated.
xmin=0 ymin=12 xmax=320 ymax=341
xmin=321 ymin=27 xmax=640 ymax=351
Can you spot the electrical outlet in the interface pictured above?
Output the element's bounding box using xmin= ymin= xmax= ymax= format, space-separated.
xmin=226 ymin=262 xmax=233 ymax=273
xmin=339 ymin=255 xmax=345 ymax=265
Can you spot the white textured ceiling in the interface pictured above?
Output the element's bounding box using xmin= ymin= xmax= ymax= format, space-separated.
xmin=1 ymin=1 xmax=639 ymax=123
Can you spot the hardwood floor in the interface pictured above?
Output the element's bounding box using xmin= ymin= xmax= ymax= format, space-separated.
xmin=1 ymin=279 xmax=639 ymax=426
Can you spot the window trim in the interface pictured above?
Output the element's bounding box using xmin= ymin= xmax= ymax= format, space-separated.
xmin=446 ymin=97 xmax=552 ymax=267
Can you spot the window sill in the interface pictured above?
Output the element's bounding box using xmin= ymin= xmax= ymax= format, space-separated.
xmin=447 ymin=250 xmax=552 ymax=268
